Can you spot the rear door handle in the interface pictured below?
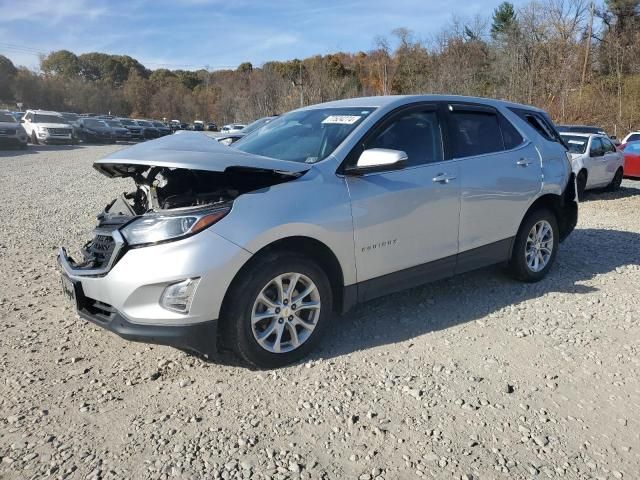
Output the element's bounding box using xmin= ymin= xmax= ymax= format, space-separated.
xmin=516 ymin=158 xmax=533 ymax=167
xmin=432 ymin=173 xmax=456 ymax=184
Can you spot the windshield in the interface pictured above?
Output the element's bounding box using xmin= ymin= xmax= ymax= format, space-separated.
xmin=233 ymin=108 xmax=374 ymax=163
xmin=34 ymin=114 xmax=67 ymax=124
xmin=106 ymin=120 xmax=123 ymax=127
xmin=0 ymin=112 xmax=16 ymax=122
xmin=242 ymin=117 xmax=274 ymax=134
xmin=119 ymin=119 xmax=136 ymax=126
xmin=136 ymin=120 xmax=152 ymax=127
xmin=561 ymin=135 xmax=588 ymax=154
xmin=61 ymin=113 xmax=79 ymax=121
xmin=153 ymin=121 xmax=165 ymax=127
xmin=84 ymin=119 xmax=108 ymax=128
xmin=625 ymin=134 xmax=640 ymax=143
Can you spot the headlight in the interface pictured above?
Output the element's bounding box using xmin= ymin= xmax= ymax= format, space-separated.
xmin=37 ymin=126 xmax=48 ymax=132
xmin=218 ymin=137 xmax=234 ymax=146
xmin=121 ymin=207 xmax=230 ymax=246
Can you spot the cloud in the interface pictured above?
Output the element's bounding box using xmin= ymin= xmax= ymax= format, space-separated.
xmin=0 ymin=0 xmax=105 ymax=23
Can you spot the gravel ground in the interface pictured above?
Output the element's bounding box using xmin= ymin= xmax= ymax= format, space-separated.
xmin=1 ymin=144 xmax=639 ymax=480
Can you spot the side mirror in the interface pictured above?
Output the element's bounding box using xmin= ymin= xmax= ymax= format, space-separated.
xmin=611 ymin=135 xmax=617 ymax=140
xmin=346 ymin=148 xmax=408 ymax=175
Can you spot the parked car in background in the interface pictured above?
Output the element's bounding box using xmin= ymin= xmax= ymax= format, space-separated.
xmin=151 ymin=121 xmax=172 ymax=136
xmin=58 ymin=95 xmax=577 ymax=367
xmin=621 ymin=141 xmax=640 ymax=179
xmin=60 ymin=112 xmax=82 ymax=140
xmin=21 ymin=110 xmax=73 ymax=145
xmin=11 ymin=112 xmax=25 ymax=122
xmin=206 ymin=122 xmax=218 ymax=131
xmin=621 ymin=131 xmax=640 ymax=146
xmin=118 ymin=119 xmax=144 ymax=140
xmin=557 ymin=124 xmax=608 ymax=136
xmin=220 ymin=123 xmax=246 ymax=133
xmin=560 ymin=132 xmax=624 ymax=197
xmin=76 ymin=118 xmax=116 ymax=144
xmin=217 ymin=116 xmax=277 ymax=146
xmin=192 ymin=120 xmax=204 ymax=131
xmin=135 ymin=119 xmax=161 ymax=139
xmin=103 ymin=119 xmax=132 ymax=141
xmin=169 ymin=120 xmax=182 ymax=132
xmin=0 ymin=110 xmax=28 ymax=149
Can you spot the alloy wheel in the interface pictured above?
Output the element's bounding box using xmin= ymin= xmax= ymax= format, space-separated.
xmin=525 ymin=220 xmax=554 ymax=273
xmin=251 ymin=272 xmax=321 ymax=354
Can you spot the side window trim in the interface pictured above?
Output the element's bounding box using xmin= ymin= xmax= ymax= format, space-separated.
xmin=339 ymin=102 xmax=446 ymax=174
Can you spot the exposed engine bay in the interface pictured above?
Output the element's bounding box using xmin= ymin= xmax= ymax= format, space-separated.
xmin=100 ymin=165 xmax=302 ymax=218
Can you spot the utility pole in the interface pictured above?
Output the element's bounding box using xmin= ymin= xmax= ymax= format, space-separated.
xmin=299 ymin=62 xmax=304 ymax=107
xmin=292 ymin=61 xmax=304 ymax=107
xmin=579 ymin=2 xmax=594 ymax=100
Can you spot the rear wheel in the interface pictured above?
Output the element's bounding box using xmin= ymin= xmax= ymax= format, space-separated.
xmin=509 ymin=209 xmax=559 ymax=282
xmin=222 ymin=253 xmax=333 ymax=369
xmin=605 ymin=167 xmax=623 ymax=192
xmin=576 ymin=170 xmax=587 ymax=199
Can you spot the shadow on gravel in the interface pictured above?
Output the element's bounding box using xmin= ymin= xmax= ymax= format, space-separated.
xmin=310 ymin=227 xmax=640 ymax=361
xmin=579 ymin=183 xmax=640 ymax=202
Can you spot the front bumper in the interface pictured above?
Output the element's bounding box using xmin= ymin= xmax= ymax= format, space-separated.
xmin=76 ymin=296 xmax=218 ymax=356
xmin=0 ymin=135 xmax=27 ymax=147
xmin=57 ymin=229 xmax=252 ymax=355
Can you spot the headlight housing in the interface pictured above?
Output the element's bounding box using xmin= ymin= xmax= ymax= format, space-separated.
xmin=37 ymin=126 xmax=48 ymax=133
xmin=121 ymin=206 xmax=230 ymax=247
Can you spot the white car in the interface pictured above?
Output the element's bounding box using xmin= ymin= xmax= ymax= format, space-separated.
xmin=21 ymin=110 xmax=74 ymax=145
xmin=621 ymin=131 xmax=640 ymax=145
xmin=220 ymin=123 xmax=246 ymax=133
xmin=561 ymin=132 xmax=624 ymax=196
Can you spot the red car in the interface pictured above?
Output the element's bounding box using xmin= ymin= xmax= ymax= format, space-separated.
xmin=621 ymin=141 xmax=640 ymax=178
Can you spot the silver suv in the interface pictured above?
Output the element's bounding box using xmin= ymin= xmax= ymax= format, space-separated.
xmin=58 ymin=95 xmax=577 ymax=368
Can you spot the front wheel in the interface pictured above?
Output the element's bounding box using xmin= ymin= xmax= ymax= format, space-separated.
xmin=222 ymin=253 xmax=333 ymax=368
xmin=509 ymin=209 xmax=559 ymax=282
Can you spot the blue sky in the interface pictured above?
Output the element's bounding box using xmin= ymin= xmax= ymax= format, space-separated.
xmin=0 ymin=0 xmax=527 ymax=71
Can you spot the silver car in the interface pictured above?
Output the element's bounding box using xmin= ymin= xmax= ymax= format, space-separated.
xmin=58 ymin=95 xmax=578 ymax=368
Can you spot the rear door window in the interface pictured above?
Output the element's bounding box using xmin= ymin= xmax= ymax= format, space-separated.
xmin=602 ymin=138 xmax=616 ymax=153
xmin=509 ymin=108 xmax=564 ymax=145
xmin=448 ymin=110 xmax=503 ymax=157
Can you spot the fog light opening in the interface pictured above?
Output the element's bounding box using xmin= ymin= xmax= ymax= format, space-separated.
xmin=160 ymin=278 xmax=201 ymax=314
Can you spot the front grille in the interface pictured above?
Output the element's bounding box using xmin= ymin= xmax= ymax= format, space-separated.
xmin=49 ymin=128 xmax=72 ymax=135
xmin=86 ymin=234 xmax=116 ymax=268
xmin=0 ymin=128 xmax=16 ymax=135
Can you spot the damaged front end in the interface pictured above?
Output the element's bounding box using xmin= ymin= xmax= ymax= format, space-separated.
xmin=61 ymin=132 xmax=308 ymax=276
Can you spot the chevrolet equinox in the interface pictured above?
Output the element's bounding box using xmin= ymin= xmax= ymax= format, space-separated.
xmin=58 ymin=95 xmax=578 ymax=368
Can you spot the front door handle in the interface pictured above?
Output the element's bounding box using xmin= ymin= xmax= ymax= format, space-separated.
xmin=516 ymin=158 xmax=533 ymax=167
xmin=432 ymin=173 xmax=456 ymax=184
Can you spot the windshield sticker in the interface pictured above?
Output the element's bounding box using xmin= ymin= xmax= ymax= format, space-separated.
xmin=568 ymin=140 xmax=586 ymax=145
xmin=322 ymin=115 xmax=361 ymax=125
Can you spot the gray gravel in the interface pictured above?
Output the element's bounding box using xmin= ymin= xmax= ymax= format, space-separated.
xmin=1 ymin=143 xmax=639 ymax=480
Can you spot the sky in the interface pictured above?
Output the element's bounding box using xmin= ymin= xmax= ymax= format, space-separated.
xmin=0 ymin=0 xmax=528 ymax=72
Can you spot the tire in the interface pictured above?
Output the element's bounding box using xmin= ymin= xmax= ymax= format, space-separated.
xmin=605 ymin=167 xmax=623 ymax=192
xmin=576 ymin=170 xmax=587 ymax=199
xmin=30 ymin=131 xmax=39 ymax=145
xmin=222 ymin=252 xmax=333 ymax=369
xmin=509 ymin=208 xmax=559 ymax=283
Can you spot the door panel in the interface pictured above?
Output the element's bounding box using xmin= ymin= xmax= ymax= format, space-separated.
xmin=347 ymin=161 xmax=461 ymax=282
xmin=446 ymin=104 xmax=543 ymax=252
xmin=458 ymin=143 xmax=542 ymax=251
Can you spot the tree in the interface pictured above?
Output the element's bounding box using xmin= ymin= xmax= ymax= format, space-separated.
xmin=491 ymin=2 xmax=518 ymax=38
xmin=0 ymin=55 xmax=17 ymax=101
xmin=41 ymin=50 xmax=80 ymax=78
